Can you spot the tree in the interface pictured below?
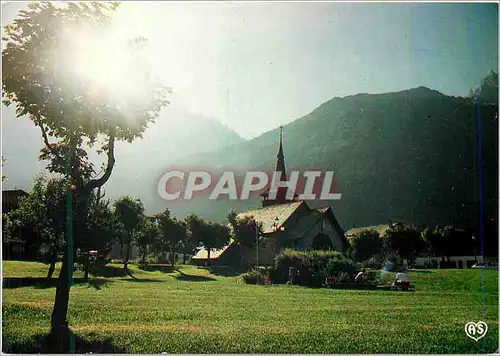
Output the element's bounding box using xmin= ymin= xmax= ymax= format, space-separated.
xmin=136 ymin=216 xmax=160 ymax=264
xmin=78 ymin=188 xmax=123 ymax=280
xmin=155 ymin=209 xmax=187 ymax=265
xmin=2 ymin=2 xmax=170 ymax=336
xmin=349 ymin=229 xmax=382 ymax=262
xmin=168 ymin=218 xmax=188 ymax=265
xmin=204 ymin=221 xmax=231 ymax=266
xmin=113 ymin=197 xmax=145 ymax=270
xmin=468 ymin=70 xmax=498 ymax=104
xmin=185 ymin=214 xmax=230 ymax=265
xmin=227 ymin=210 xmax=263 ymax=267
xmin=179 ymin=218 xmax=198 ymax=264
xmin=421 ymin=225 xmax=456 ymax=262
xmin=382 ymin=223 xmax=421 ymax=264
xmin=227 ymin=210 xmax=263 ymax=249
xmin=4 ymin=174 xmax=66 ymax=277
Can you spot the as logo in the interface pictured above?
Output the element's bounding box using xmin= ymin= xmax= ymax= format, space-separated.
xmin=464 ymin=321 xmax=488 ymax=342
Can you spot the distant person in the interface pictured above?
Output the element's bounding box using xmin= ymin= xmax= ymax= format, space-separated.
xmin=355 ymin=269 xmax=365 ymax=283
xmin=393 ymin=272 xmax=410 ymax=287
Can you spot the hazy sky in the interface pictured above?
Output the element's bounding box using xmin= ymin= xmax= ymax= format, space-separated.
xmin=2 ymin=1 xmax=498 ymax=138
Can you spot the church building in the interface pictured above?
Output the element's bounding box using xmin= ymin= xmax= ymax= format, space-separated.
xmin=192 ymin=127 xmax=348 ymax=266
xmin=236 ymin=127 xmax=348 ymax=265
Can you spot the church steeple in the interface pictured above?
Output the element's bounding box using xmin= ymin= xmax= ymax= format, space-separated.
xmin=260 ymin=125 xmax=297 ymax=207
xmin=275 ymin=126 xmax=286 ymax=180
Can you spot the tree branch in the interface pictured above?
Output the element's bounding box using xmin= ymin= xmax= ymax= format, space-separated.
xmin=37 ymin=120 xmax=56 ymax=155
xmin=84 ymin=127 xmax=116 ymax=193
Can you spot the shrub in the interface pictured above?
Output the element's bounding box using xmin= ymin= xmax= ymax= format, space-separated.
xmin=241 ymin=268 xmax=270 ymax=285
xmin=349 ymin=229 xmax=382 ymax=262
xmin=272 ymin=249 xmax=355 ymax=286
xmin=364 ymin=270 xmax=382 ymax=284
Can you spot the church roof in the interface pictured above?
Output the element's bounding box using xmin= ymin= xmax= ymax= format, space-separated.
xmin=237 ymin=201 xmax=305 ymax=234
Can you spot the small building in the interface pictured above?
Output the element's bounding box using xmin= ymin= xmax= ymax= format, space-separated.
xmin=236 ymin=201 xmax=347 ymax=265
xmin=2 ymin=189 xmax=29 ymax=214
xmin=191 ymin=240 xmax=244 ymax=267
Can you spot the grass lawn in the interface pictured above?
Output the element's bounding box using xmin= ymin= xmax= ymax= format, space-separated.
xmin=2 ymin=261 xmax=498 ymax=353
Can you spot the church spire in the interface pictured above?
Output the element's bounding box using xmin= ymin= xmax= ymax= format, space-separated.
xmin=260 ymin=125 xmax=296 ymax=207
xmin=275 ymin=125 xmax=286 ymax=180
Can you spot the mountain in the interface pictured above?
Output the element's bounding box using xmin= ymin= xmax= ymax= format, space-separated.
xmin=3 ymin=78 xmax=498 ymax=252
xmin=157 ymin=86 xmax=497 ymax=243
xmin=1 ymin=105 xmax=244 ymax=195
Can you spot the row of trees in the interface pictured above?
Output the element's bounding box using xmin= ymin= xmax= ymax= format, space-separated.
xmin=3 ymin=174 xmax=264 ymax=275
xmin=348 ymin=222 xmax=478 ymax=264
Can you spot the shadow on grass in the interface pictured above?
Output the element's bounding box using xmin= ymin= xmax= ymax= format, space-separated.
xmin=408 ymin=270 xmax=433 ymax=274
xmin=92 ymin=265 xmax=129 ymax=278
xmin=137 ymin=264 xmax=175 ymax=274
xmin=206 ymin=266 xmax=242 ymax=277
xmin=3 ymin=328 xmax=126 ymax=353
xmin=173 ymin=269 xmax=216 ymax=282
xmin=2 ymin=277 xmax=110 ymax=290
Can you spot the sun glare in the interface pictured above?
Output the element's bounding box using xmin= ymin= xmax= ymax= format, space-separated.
xmin=58 ymin=21 xmax=151 ymax=106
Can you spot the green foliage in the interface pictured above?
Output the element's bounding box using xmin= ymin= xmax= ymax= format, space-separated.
xmin=113 ymin=196 xmax=145 ymax=235
xmin=2 ymin=1 xmax=169 ymax=232
xmin=273 ymin=249 xmax=355 ymax=286
xmin=154 ymin=208 xmax=188 ymax=264
xmin=349 ymin=229 xmax=381 ymax=262
xmin=363 ymin=269 xmax=382 ymax=284
xmin=136 ymin=216 xmax=160 ymax=263
xmin=185 ymin=214 xmax=230 ymax=262
xmin=113 ymin=196 xmax=145 ymax=263
xmin=382 ymin=223 xmax=421 ymax=262
xmin=468 ymin=70 xmax=498 ymax=104
xmin=4 ymin=174 xmax=66 ymax=261
xmin=227 ymin=210 xmax=263 ymax=249
xmin=77 ymin=188 xmax=123 ymax=253
xmin=241 ymin=268 xmax=270 ymax=285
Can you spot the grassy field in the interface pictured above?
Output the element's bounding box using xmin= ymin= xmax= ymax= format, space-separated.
xmin=2 ymin=261 xmax=498 ymax=353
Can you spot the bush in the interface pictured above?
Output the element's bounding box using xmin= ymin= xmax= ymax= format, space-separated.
xmin=241 ymin=268 xmax=270 ymax=285
xmin=364 ymin=270 xmax=382 ymax=284
xmin=272 ymin=249 xmax=355 ymax=287
xmin=361 ymin=259 xmax=382 ymax=270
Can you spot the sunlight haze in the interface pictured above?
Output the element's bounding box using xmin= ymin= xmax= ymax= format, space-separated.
xmin=2 ymin=1 xmax=498 ymax=138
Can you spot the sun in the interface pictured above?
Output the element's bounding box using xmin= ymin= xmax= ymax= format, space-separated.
xmin=57 ymin=15 xmax=153 ymax=106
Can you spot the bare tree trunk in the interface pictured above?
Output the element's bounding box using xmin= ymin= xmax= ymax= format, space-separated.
xmin=50 ymin=250 xmax=72 ymax=334
xmin=47 ymin=260 xmax=56 ymax=279
xmin=183 ymin=253 xmax=187 ymax=264
xmin=46 ymin=247 xmax=58 ymax=279
xmin=124 ymin=235 xmax=131 ymax=272
xmin=84 ymin=251 xmax=90 ymax=282
xmin=207 ymin=248 xmax=211 ymax=266
xmin=170 ymin=248 xmax=175 ymax=266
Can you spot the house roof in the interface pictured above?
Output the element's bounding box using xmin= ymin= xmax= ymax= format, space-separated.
xmin=191 ymin=240 xmax=234 ymax=260
xmin=236 ymin=201 xmax=305 ymax=234
xmin=2 ymin=189 xmax=29 ymax=199
xmin=2 ymin=190 xmax=29 ymax=211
